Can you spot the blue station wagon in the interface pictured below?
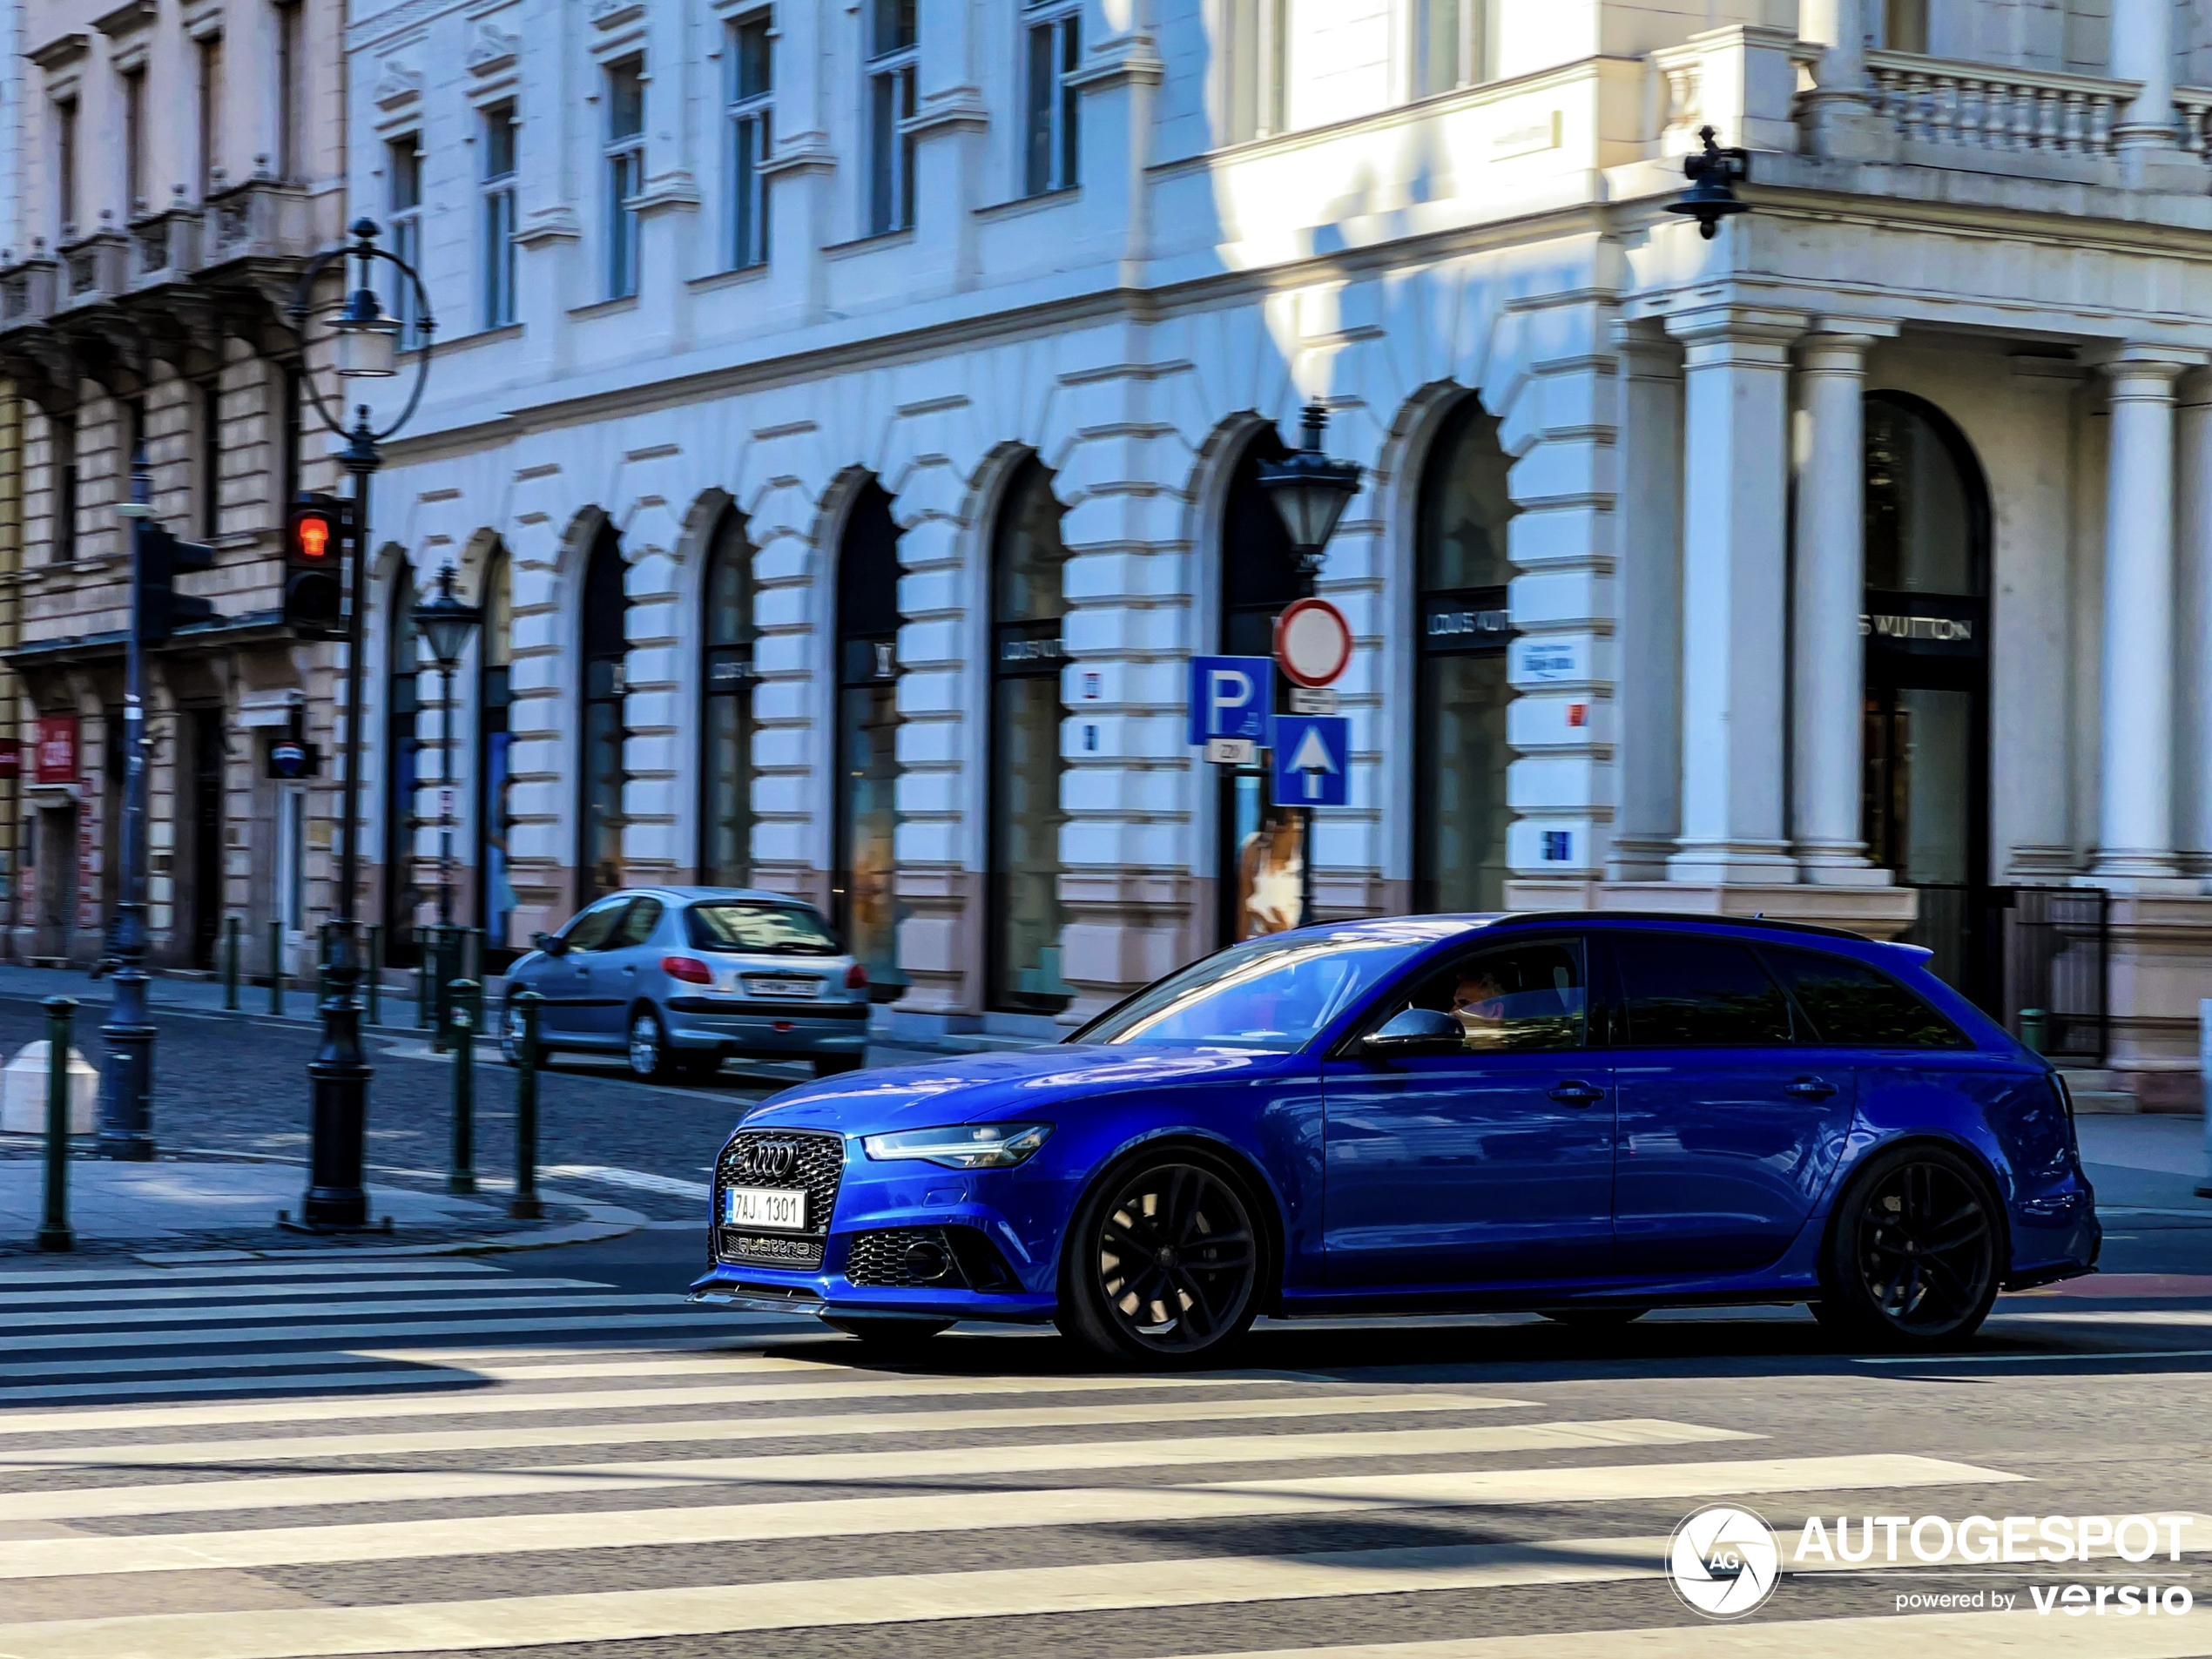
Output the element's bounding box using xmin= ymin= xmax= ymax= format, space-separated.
xmin=691 ymin=913 xmax=2098 ymax=1364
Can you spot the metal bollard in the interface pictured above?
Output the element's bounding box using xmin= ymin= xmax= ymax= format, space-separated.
xmin=268 ymin=920 xmax=284 ymax=1016
xmin=509 ymin=989 xmax=543 ymax=1220
xmin=464 ymin=927 xmax=484 ymax=988
xmin=367 ymin=925 xmax=383 ymax=1027
xmin=37 ymin=997 xmax=76 ymax=1251
xmin=415 ymin=928 xmax=432 ymax=1030
xmin=448 ymin=978 xmax=479 ymax=1195
xmin=2020 ymin=1008 xmax=2047 ymax=1057
xmin=222 ymin=916 xmax=240 ymax=1013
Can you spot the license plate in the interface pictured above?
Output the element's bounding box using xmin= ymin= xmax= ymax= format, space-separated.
xmin=724 ymin=1186 xmax=807 ymax=1231
xmin=744 ymin=976 xmax=819 ymax=999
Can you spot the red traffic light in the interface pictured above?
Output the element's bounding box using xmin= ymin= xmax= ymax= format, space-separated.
xmin=291 ymin=508 xmax=334 ymax=561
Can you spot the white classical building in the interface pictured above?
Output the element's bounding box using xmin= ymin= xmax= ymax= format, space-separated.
xmin=341 ymin=0 xmax=2212 ymax=1101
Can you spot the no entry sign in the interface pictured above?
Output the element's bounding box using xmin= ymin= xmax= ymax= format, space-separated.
xmin=1274 ymin=597 xmax=1353 ymax=688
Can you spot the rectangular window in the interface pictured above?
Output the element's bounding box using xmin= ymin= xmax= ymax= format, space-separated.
xmin=606 ymin=58 xmax=646 ymax=297
xmin=482 ymin=102 xmax=519 ymax=327
xmin=55 ymin=99 xmax=78 ymax=234
xmin=51 ymin=412 xmax=77 ymax=562
xmin=198 ymin=36 xmax=223 ymax=197
xmin=1225 ymin=0 xmax=1289 ymax=143
xmin=387 ymin=134 xmax=424 ymax=347
xmin=123 ymin=70 xmax=146 ymax=214
xmin=275 ymin=1 xmax=303 ymax=181
xmin=1885 ymin=0 xmax=1930 ymax=53
xmin=1415 ymin=0 xmax=1483 ymax=97
xmin=199 ymin=380 xmax=220 ymax=539
xmin=867 ymin=0 xmax=918 ymax=234
xmin=728 ymin=12 xmax=773 ymax=268
xmin=1023 ymin=2 xmax=1081 ymax=196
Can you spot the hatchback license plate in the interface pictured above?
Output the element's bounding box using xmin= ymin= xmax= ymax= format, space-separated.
xmin=724 ymin=1186 xmax=807 ymax=1231
xmin=744 ymin=976 xmax=819 ymax=999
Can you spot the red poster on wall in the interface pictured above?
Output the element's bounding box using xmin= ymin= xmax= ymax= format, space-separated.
xmin=34 ymin=716 xmax=77 ymax=785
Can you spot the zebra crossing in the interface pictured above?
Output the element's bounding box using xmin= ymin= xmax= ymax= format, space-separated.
xmin=0 ymin=1254 xmax=2200 ymax=1659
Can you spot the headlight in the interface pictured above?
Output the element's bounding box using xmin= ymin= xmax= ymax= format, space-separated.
xmin=861 ymin=1123 xmax=1053 ymax=1169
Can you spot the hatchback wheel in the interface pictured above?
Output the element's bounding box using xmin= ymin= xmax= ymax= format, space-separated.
xmin=499 ymin=1000 xmax=550 ymax=1069
xmin=627 ymin=1008 xmax=672 ymax=1082
xmin=1058 ymin=1148 xmax=1265 ymax=1366
xmin=1820 ymin=1146 xmax=2000 ymax=1348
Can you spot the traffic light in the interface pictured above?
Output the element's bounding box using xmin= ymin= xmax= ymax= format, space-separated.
xmin=285 ymin=493 xmax=350 ymax=637
xmin=135 ymin=523 xmax=219 ymax=646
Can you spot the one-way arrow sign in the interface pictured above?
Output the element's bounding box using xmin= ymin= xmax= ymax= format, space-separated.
xmin=1269 ymin=714 xmax=1350 ymax=807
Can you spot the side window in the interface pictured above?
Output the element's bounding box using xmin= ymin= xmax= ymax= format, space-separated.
xmin=1611 ymin=933 xmax=1793 ymax=1048
xmin=609 ymin=897 xmax=665 ymax=949
xmin=1393 ymin=939 xmax=1586 ymax=1054
xmin=1764 ymin=947 xmax=1969 ymax=1049
xmin=561 ymin=899 xmax=632 ymax=953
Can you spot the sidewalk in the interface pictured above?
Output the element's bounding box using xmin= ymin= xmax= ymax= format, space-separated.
xmin=0 ymin=1150 xmax=644 ymax=1261
xmin=0 ymin=960 xmax=469 ymax=1033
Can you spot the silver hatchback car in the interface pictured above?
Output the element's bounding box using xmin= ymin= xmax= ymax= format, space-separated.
xmin=500 ymin=887 xmax=873 ymax=1082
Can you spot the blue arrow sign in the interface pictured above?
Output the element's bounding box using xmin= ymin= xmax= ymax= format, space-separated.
xmin=1188 ymin=655 xmax=1274 ymax=745
xmin=1270 ymin=715 xmax=1350 ymax=807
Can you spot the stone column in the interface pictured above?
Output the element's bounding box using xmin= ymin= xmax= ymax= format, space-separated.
xmin=1797 ymin=0 xmax=1894 ymax=160
xmin=1792 ymin=328 xmax=1892 ymax=884
xmin=1663 ymin=305 xmax=1803 ymax=886
xmin=2095 ymin=352 xmax=2195 ymax=883
xmin=1605 ymin=322 xmax=1681 ymax=882
xmin=2179 ymin=373 xmax=2212 ymax=879
xmin=2111 ymin=0 xmax=2179 ymax=146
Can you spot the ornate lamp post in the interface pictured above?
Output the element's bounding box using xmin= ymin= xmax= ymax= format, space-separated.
xmin=286 ymin=219 xmax=434 ymax=1230
xmin=414 ymin=565 xmax=482 ymax=1030
xmin=1669 ymin=125 xmax=1751 ymax=239
xmin=1258 ymin=404 xmax=1362 ymax=927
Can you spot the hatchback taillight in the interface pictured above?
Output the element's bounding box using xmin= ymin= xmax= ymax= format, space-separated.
xmin=845 ymin=962 xmax=868 ymax=990
xmin=661 ymin=955 xmax=713 ymax=985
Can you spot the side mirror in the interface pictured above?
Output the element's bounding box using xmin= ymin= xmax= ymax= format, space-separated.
xmin=1362 ymin=1007 xmax=1464 ymax=1057
xmin=532 ymin=931 xmax=569 ymax=957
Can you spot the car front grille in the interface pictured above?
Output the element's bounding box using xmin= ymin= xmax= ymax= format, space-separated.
xmin=714 ymin=1129 xmax=845 ymax=1271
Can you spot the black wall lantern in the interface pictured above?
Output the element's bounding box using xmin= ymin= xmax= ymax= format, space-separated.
xmin=1669 ymin=125 xmax=1750 ymax=239
xmin=1258 ymin=404 xmax=1362 ymax=577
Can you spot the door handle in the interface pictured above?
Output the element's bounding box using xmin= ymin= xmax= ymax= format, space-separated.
xmin=1786 ymin=1076 xmax=1838 ymax=1100
xmin=1548 ymin=1081 xmax=1605 ymax=1105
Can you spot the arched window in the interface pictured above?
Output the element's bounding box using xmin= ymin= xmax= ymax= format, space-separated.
xmin=382 ymin=565 xmax=422 ymax=959
xmin=475 ymin=546 xmax=516 ymax=958
xmin=988 ymin=457 xmax=1070 ymax=1014
xmin=1217 ymin=424 xmax=1303 ymax=945
xmin=1861 ymin=392 xmax=1991 ymax=995
xmin=700 ymin=510 xmax=756 ymax=887
xmin=1413 ymin=396 xmax=1516 ymax=914
xmin=833 ymin=481 xmax=905 ymax=997
xmin=578 ymin=523 xmax=630 ymax=907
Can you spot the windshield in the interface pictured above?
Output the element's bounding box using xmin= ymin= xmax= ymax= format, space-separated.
xmin=685 ymin=901 xmax=841 ymax=956
xmin=1071 ymin=933 xmax=1426 ymax=1051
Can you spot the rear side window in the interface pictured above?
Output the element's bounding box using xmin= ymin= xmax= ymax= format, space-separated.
xmin=1764 ymin=947 xmax=1969 ymax=1049
xmin=686 ymin=901 xmax=840 ymax=955
xmin=1611 ymin=934 xmax=1793 ymax=1047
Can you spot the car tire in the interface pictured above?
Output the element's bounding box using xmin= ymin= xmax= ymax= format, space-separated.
xmin=1538 ymin=1307 xmax=1650 ymax=1327
xmin=498 ymin=999 xmax=553 ymax=1069
xmin=813 ymin=1054 xmax=865 ymax=1077
xmin=822 ymin=1316 xmax=953 ymax=1353
xmin=627 ymin=1008 xmax=673 ymax=1082
xmin=1817 ymin=1143 xmax=2002 ymax=1349
xmin=1056 ymin=1143 xmax=1269 ymax=1368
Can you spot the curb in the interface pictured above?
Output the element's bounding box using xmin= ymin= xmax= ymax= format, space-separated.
xmin=130 ymin=1199 xmax=651 ymax=1264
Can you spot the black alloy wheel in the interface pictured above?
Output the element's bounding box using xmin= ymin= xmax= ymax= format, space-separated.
xmin=1059 ymin=1149 xmax=1265 ymax=1366
xmin=1821 ymin=1145 xmax=2000 ymax=1347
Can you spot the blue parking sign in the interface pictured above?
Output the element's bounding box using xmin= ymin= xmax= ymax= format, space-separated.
xmin=1270 ymin=715 xmax=1350 ymax=806
xmin=1188 ymin=655 xmax=1273 ymax=745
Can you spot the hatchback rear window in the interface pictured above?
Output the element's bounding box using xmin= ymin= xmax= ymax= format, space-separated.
xmin=1764 ymin=947 xmax=1970 ymax=1048
xmin=685 ymin=902 xmax=840 ymax=955
xmin=1611 ymin=934 xmax=1794 ymax=1047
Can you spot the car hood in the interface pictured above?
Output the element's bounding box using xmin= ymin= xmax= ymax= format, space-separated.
xmin=736 ymin=1044 xmax=1312 ymax=1135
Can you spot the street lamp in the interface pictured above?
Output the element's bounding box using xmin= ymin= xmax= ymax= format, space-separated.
xmin=1257 ymin=403 xmax=1362 ymax=930
xmin=285 ymin=217 xmax=434 ymax=1231
xmin=1669 ymin=125 xmax=1750 ymax=239
xmin=1258 ymin=404 xmax=1362 ymax=578
xmin=414 ymin=564 xmax=481 ymax=1046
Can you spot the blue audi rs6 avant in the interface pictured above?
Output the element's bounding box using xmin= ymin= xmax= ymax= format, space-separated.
xmin=690 ymin=913 xmax=2099 ymax=1364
